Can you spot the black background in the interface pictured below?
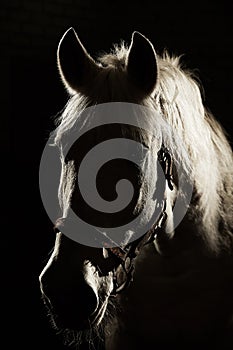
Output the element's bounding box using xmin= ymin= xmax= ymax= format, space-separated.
xmin=2 ymin=1 xmax=232 ymax=349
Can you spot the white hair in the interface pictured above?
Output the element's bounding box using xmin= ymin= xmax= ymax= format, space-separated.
xmin=54 ymin=43 xmax=233 ymax=253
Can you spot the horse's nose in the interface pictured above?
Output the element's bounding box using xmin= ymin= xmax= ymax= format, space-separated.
xmin=39 ymin=266 xmax=98 ymax=329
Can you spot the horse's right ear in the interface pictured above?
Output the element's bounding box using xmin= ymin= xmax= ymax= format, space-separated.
xmin=57 ymin=28 xmax=101 ymax=94
xmin=126 ymin=32 xmax=158 ymax=95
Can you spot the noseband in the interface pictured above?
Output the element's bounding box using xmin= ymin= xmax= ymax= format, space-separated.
xmin=54 ymin=146 xmax=173 ymax=296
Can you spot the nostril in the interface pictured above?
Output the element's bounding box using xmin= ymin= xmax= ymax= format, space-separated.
xmin=53 ymin=283 xmax=98 ymax=318
xmin=53 ymin=285 xmax=98 ymax=329
xmin=79 ymin=283 xmax=98 ymax=317
xmin=39 ymin=264 xmax=99 ymax=328
xmin=40 ymin=278 xmax=98 ymax=329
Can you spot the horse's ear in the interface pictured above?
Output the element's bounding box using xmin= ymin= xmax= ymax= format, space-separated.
xmin=126 ymin=32 xmax=158 ymax=95
xmin=57 ymin=28 xmax=101 ymax=94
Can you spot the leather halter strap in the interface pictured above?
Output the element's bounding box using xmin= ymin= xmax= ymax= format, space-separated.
xmin=108 ymin=201 xmax=168 ymax=295
xmin=107 ymin=146 xmax=173 ymax=295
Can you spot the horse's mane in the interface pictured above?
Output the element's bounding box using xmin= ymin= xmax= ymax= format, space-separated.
xmin=54 ymin=42 xmax=233 ymax=253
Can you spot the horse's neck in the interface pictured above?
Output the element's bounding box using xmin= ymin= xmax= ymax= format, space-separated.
xmin=105 ymin=224 xmax=233 ymax=349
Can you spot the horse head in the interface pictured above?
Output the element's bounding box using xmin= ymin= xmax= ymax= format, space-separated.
xmin=39 ymin=29 xmax=177 ymax=335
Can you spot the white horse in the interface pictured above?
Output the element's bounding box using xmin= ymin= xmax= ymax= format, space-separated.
xmin=39 ymin=28 xmax=233 ymax=349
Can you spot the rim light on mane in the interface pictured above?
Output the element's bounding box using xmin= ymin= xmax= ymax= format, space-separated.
xmin=55 ymin=28 xmax=233 ymax=253
xmin=39 ymin=29 xmax=233 ymax=349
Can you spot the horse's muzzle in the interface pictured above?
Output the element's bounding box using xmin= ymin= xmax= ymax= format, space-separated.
xmin=40 ymin=269 xmax=98 ymax=330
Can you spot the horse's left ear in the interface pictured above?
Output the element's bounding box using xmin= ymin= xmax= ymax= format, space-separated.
xmin=126 ymin=32 xmax=158 ymax=95
xmin=57 ymin=27 xmax=101 ymax=94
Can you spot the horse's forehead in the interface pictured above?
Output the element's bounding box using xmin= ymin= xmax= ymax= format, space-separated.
xmin=63 ymin=120 xmax=157 ymax=166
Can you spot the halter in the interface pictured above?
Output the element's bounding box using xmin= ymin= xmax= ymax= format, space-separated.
xmin=54 ymin=146 xmax=173 ymax=296
xmin=107 ymin=146 xmax=173 ymax=295
xmin=107 ymin=201 xmax=168 ymax=295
